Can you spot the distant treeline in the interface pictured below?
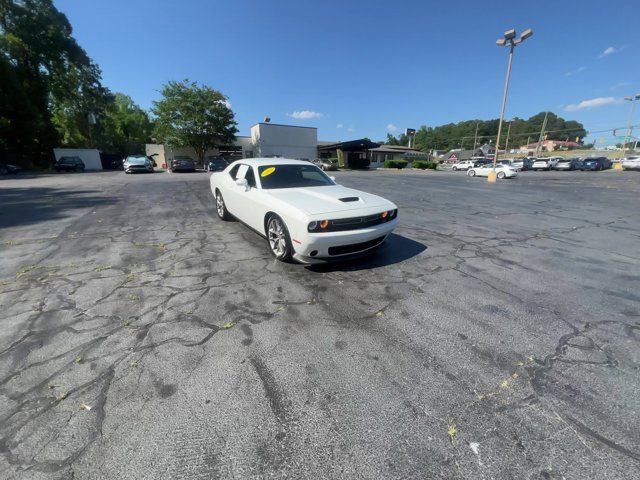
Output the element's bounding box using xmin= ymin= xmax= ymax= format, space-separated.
xmin=384 ymin=112 xmax=587 ymax=152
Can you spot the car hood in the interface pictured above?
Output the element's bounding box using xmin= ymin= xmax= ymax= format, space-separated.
xmin=265 ymin=185 xmax=394 ymax=215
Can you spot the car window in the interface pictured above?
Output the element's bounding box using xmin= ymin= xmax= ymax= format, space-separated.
xmin=236 ymin=164 xmax=249 ymax=181
xmin=228 ymin=164 xmax=240 ymax=179
xmin=258 ymin=164 xmax=334 ymax=189
xmin=245 ymin=166 xmax=256 ymax=188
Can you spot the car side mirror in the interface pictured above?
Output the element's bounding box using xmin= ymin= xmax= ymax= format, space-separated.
xmin=235 ymin=178 xmax=249 ymax=189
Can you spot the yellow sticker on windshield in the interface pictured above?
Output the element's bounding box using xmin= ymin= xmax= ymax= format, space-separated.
xmin=261 ymin=167 xmax=276 ymax=177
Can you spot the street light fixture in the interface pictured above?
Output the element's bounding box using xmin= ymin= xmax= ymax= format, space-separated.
xmin=618 ymin=93 xmax=640 ymax=169
xmin=489 ymin=28 xmax=533 ymax=182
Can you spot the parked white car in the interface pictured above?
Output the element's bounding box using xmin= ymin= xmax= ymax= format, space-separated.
xmin=452 ymin=160 xmax=475 ymax=171
xmin=467 ymin=164 xmax=518 ymax=179
xmin=210 ymin=159 xmax=398 ymax=263
xmin=532 ymin=157 xmax=561 ymax=171
xmin=622 ymin=156 xmax=640 ymax=170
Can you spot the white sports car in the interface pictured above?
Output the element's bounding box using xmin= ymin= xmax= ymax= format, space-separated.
xmin=467 ymin=163 xmax=518 ymax=179
xmin=210 ymin=158 xmax=398 ymax=263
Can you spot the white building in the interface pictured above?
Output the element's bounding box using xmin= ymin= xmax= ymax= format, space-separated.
xmin=53 ymin=148 xmax=103 ymax=170
xmin=146 ymin=122 xmax=318 ymax=169
xmin=250 ymin=122 xmax=317 ymax=160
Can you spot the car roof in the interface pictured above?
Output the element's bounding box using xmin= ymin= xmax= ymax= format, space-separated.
xmin=229 ymin=158 xmax=313 ymax=167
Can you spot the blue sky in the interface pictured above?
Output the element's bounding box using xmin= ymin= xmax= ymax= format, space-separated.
xmin=56 ymin=0 xmax=638 ymax=145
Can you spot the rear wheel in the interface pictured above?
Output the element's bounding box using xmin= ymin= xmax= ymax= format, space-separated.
xmin=467 ymin=169 xmax=476 ymax=177
xmin=452 ymin=166 xmax=458 ymax=171
xmin=267 ymin=215 xmax=293 ymax=262
xmin=215 ymin=190 xmax=231 ymax=220
xmin=497 ymin=171 xmax=506 ymax=179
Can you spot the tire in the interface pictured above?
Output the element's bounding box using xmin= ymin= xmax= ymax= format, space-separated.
xmin=215 ymin=190 xmax=231 ymax=220
xmin=497 ymin=171 xmax=506 ymax=179
xmin=452 ymin=166 xmax=458 ymax=171
xmin=266 ymin=214 xmax=293 ymax=262
xmin=467 ymin=170 xmax=476 ymax=177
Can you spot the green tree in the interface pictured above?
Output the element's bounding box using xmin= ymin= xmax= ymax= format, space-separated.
xmin=152 ymin=80 xmax=238 ymax=166
xmin=0 ymin=0 xmax=111 ymax=165
xmin=100 ymin=93 xmax=154 ymax=154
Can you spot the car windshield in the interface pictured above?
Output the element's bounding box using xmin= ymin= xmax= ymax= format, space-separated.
xmin=258 ymin=164 xmax=335 ymax=189
xmin=126 ymin=156 xmax=146 ymax=161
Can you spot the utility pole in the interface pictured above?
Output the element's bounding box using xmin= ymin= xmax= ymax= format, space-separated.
xmin=534 ymin=112 xmax=548 ymax=158
xmin=505 ymin=120 xmax=512 ymax=153
xmin=472 ymin=123 xmax=479 ymax=154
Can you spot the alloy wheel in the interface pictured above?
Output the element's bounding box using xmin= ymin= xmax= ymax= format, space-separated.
xmin=268 ymin=217 xmax=286 ymax=257
xmin=216 ymin=193 xmax=225 ymax=218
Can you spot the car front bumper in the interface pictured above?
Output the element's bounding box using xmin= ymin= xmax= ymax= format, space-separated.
xmin=291 ymin=218 xmax=398 ymax=264
xmin=125 ymin=166 xmax=152 ymax=173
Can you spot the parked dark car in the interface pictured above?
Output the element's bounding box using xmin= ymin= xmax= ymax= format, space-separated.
xmin=171 ymin=156 xmax=196 ymax=172
xmin=581 ymin=157 xmax=612 ymax=171
xmin=473 ymin=159 xmax=492 ymax=167
xmin=205 ymin=156 xmax=229 ymax=172
xmin=55 ymin=156 xmax=85 ymax=172
xmin=0 ymin=163 xmax=20 ymax=175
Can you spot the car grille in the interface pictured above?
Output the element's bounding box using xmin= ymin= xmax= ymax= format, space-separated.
xmin=320 ymin=210 xmax=397 ymax=232
xmin=328 ymin=236 xmax=386 ymax=256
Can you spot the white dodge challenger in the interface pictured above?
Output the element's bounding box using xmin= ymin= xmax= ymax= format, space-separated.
xmin=210 ymin=158 xmax=398 ymax=263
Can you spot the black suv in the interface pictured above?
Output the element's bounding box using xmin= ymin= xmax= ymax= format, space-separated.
xmin=55 ymin=156 xmax=85 ymax=172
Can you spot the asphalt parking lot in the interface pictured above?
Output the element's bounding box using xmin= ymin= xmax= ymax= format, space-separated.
xmin=1 ymin=168 xmax=639 ymax=479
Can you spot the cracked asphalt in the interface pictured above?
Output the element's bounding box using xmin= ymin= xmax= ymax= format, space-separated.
xmin=1 ymin=168 xmax=639 ymax=479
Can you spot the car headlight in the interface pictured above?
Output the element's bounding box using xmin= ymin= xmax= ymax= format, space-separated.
xmin=308 ymin=220 xmax=330 ymax=232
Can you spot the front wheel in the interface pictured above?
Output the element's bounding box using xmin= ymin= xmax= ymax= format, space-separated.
xmin=267 ymin=215 xmax=293 ymax=262
xmin=467 ymin=170 xmax=476 ymax=177
xmin=215 ymin=190 xmax=231 ymax=220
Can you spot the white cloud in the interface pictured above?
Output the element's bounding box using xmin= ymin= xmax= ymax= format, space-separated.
xmin=387 ymin=123 xmax=398 ymax=132
xmin=288 ymin=110 xmax=323 ymax=119
xmin=564 ymin=96 xmax=619 ymax=112
xmin=598 ymin=46 xmax=619 ymax=58
xmin=611 ymin=81 xmax=631 ymax=90
xmin=336 ymin=123 xmax=344 ymax=128
xmin=565 ymin=66 xmax=586 ymax=77
xmin=347 ymin=127 xmax=355 ymax=132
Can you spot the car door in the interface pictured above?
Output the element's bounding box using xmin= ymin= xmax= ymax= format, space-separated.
xmin=476 ymin=165 xmax=490 ymax=177
xmin=235 ymin=165 xmax=266 ymax=232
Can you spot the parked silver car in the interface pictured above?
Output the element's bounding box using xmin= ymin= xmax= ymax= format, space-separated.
xmin=313 ymin=159 xmax=338 ymax=171
xmin=123 ymin=155 xmax=154 ymax=174
xmin=554 ymin=158 xmax=583 ymax=171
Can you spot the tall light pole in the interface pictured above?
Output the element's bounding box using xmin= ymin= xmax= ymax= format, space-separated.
xmin=620 ymin=94 xmax=640 ymax=168
xmin=489 ymin=28 xmax=533 ymax=183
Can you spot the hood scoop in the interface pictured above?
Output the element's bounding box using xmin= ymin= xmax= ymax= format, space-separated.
xmin=339 ymin=197 xmax=360 ymax=202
